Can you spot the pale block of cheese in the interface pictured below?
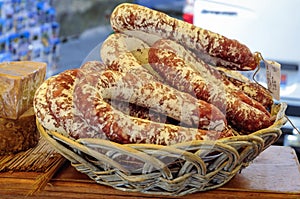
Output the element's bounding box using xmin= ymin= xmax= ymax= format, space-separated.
xmin=0 ymin=61 xmax=46 ymax=119
xmin=0 ymin=107 xmax=39 ymax=155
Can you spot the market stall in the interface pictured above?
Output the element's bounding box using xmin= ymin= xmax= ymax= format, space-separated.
xmin=1 ymin=2 xmax=300 ymax=198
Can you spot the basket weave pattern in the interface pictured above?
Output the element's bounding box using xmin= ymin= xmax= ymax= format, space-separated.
xmin=37 ymin=103 xmax=287 ymax=196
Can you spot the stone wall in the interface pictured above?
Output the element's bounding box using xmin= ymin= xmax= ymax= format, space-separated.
xmin=52 ymin=0 xmax=132 ymax=38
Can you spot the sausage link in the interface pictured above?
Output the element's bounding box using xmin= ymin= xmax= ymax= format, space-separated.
xmin=100 ymin=70 xmax=227 ymax=131
xmin=101 ymin=34 xmax=228 ymax=130
xmin=105 ymin=99 xmax=183 ymax=126
xmin=33 ymin=75 xmax=66 ymax=134
xmin=223 ymin=74 xmax=273 ymax=110
xmin=149 ymin=39 xmax=270 ymax=116
xmin=148 ymin=46 xmax=272 ymax=133
xmin=110 ymin=3 xmax=259 ymax=70
xmin=72 ymin=69 xmax=232 ymax=145
xmin=100 ymin=33 xmax=160 ymax=79
xmin=80 ymin=60 xmax=107 ymax=71
xmin=34 ymin=69 xmax=107 ymax=139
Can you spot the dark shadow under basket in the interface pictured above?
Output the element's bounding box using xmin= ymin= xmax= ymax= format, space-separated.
xmin=37 ymin=103 xmax=287 ymax=196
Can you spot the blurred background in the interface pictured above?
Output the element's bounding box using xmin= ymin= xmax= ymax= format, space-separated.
xmin=0 ymin=0 xmax=186 ymax=73
xmin=0 ymin=0 xmax=131 ymax=75
xmin=0 ymin=0 xmax=298 ymax=159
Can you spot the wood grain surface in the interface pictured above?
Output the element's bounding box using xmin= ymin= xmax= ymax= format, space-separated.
xmin=1 ymin=145 xmax=300 ymax=199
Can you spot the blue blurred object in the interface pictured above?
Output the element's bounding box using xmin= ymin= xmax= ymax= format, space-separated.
xmin=0 ymin=0 xmax=59 ymax=68
xmin=0 ymin=52 xmax=12 ymax=62
xmin=134 ymin=0 xmax=185 ymax=14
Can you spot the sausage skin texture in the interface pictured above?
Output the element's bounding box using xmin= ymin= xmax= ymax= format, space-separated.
xmin=100 ymin=33 xmax=230 ymax=131
xmin=149 ymin=39 xmax=270 ymax=116
xmin=34 ymin=68 xmax=233 ymax=145
xmin=80 ymin=61 xmax=185 ymax=125
xmin=100 ymin=33 xmax=164 ymax=82
xmin=34 ymin=75 xmax=66 ymax=134
xmin=110 ymin=3 xmax=259 ymax=71
xmin=71 ymin=69 xmax=232 ymax=145
xmin=224 ymin=74 xmax=274 ymax=110
xmin=90 ymin=69 xmax=227 ymax=131
xmin=34 ymin=69 xmax=106 ymax=139
xmin=148 ymin=46 xmax=272 ymax=133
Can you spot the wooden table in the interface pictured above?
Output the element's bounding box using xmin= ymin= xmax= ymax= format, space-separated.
xmin=1 ymin=145 xmax=300 ymax=199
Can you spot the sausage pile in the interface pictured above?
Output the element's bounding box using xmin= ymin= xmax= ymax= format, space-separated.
xmin=33 ymin=3 xmax=275 ymax=146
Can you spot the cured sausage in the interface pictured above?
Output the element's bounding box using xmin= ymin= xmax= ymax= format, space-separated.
xmin=221 ymin=72 xmax=274 ymax=110
xmin=149 ymin=39 xmax=270 ymax=116
xmin=80 ymin=61 xmax=181 ymax=125
xmin=110 ymin=3 xmax=259 ymax=71
xmin=100 ymin=34 xmax=229 ymax=130
xmin=34 ymin=65 xmax=187 ymax=139
xmin=96 ymin=69 xmax=227 ymax=131
xmin=100 ymin=33 xmax=162 ymax=81
xmin=34 ymin=75 xmax=66 ymax=134
xmin=46 ymin=69 xmax=78 ymax=136
xmin=34 ymin=67 xmax=232 ymax=145
xmin=106 ymin=99 xmax=182 ymax=126
xmin=34 ymin=69 xmax=105 ymax=139
xmin=100 ymin=33 xmax=148 ymax=73
xmin=80 ymin=60 xmax=107 ymax=71
xmin=71 ymin=69 xmax=232 ymax=144
xmin=148 ymin=45 xmax=272 ymax=133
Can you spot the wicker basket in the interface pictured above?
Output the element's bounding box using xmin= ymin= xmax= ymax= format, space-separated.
xmin=37 ymin=103 xmax=287 ymax=196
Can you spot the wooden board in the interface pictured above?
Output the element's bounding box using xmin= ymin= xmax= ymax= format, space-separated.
xmin=0 ymin=138 xmax=66 ymax=196
xmin=1 ymin=145 xmax=299 ymax=199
